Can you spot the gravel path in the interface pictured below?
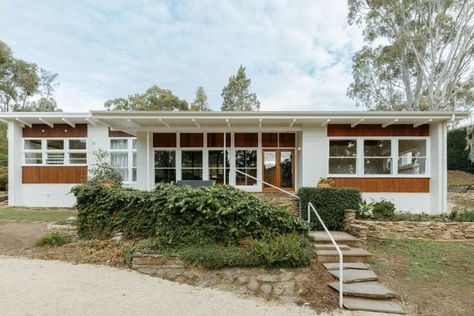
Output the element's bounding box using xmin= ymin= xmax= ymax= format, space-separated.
xmin=0 ymin=257 xmax=316 ymax=316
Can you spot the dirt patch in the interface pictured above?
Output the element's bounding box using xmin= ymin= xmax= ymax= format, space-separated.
xmin=448 ymin=170 xmax=474 ymax=186
xmin=0 ymin=221 xmax=48 ymax=255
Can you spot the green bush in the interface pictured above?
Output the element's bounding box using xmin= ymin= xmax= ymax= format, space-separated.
xmin=72 ymin=183 xmax=309 ymax=245
xmin=298 ymin=187 xmax=362 ymax=230
xmin=178 ymin=234 xmax=313 ymax=269
xmin=35 ymin=232 xmax=72 ymax=247
xmin=0 ymin=169 xmax=7 ymax=191
xmin=372 ymin=200 xmax=396 ymax=219
xmin=448 ymin=128 xmax=474 ymax=173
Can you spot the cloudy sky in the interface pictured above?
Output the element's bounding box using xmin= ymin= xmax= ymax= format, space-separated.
xmin=0 ymin=0 xmax=364 ymax=112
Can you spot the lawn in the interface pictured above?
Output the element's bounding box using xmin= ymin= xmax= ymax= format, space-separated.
xmin=448 ymin=170 xmax=474 ymax=185
xmin=0 ymin=207 xmax=77 ymax=222
xmin=367 ymin=238 xmax=474 ymax=316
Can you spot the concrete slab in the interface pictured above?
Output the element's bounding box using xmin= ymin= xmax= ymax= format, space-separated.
xmin=328 ymin=269 xmax=378 ymax=283
xmin=314 ymin=243 xmax=351 ymax=251
xmin=329 ymin=281 xmax=398 ymax=299
xmin=343 ymin=297 xmax=405 ymax=314
xmin=323 ymin=262 xmax=369 ymax=270
xmin=310 ymin=231 xmax=360 ymax=242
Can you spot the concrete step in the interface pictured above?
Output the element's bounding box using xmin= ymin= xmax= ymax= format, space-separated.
xmin=323 ymin=262 xmax=369 ymax=271
xmin=310 ymin=231 xmax=362 ymax=247
xmin=328 ymin=268 xmax=378 ymax=283
xmin=314 ymin=243 xmax=351 ymax=251
xmin=329 ymin=281 xmax=398 ymax=299
xmin=343 ymin=297 xmax=405 ymax=314
xmin=316 ymin=247 xmax=372 ymax=263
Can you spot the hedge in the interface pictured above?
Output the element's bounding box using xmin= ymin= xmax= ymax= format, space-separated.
xmin=448 ymin=128 xmax=474 ymax=173
xmin=0 ymin=169 xmax=7 ymax=191
xmin=72 ymin=183 xmax=309 ymax=246
xmin=298 ymin=187 xmax=362 ymax=230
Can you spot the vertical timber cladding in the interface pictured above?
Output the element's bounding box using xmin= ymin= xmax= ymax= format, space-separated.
xmin=327 ymin=124 xmax=430 ymax=193
xmin=23 ymin=124 xmax=88 ymax=137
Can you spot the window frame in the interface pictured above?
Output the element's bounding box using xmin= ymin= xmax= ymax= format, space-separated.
xmin=208 ymin=148 xmax=230 ymax=185
xmin=328 ymin=138 xmax=358 ymax=175
xmin=327 ymin=136 xmax=430 ymax=178
xmin=23 ymin=137 xmax=88 ymax=166
xmin=234 ymin=148 xmax=259 ymax=186
xmin=154 ymin=149 xmax=177 ymax=184
xmin=180 ymin=149 xmax=204 ymax=181
xmin=109 ymin=137 xmax=137 ymax=183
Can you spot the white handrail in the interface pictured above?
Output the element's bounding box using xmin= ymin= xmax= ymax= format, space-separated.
xmin=234 ymin=169 xmax=300 ymax=199
xmin=307 ymin=202 xmax=344 ymax=308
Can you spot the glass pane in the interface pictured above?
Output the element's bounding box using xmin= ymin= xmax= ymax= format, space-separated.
xmin=110 ymin=139 xmax=128 ymax=150
xmin=47 ymin=139 xmax=64 ymax=150
xmin=69 ymin=139 xmax=86 ymax=150
xmin=264 ymin=151 xmax=276 ymax=187
xmin=25 ymin=152 xmax=42 ymax=164
xmin=236 ymin=150 xmax=257 ymax=168
xmin=209 ymin=168 xmax=230 ymax=185
xmin=364 ymin=158 xmax=392 ymax=174
xmin=118 ymin=168 xmax=128 ymax=181
xmin=132 ymin=152 xmax=137 ymax=167
xmin=132 ymin=168 xmax=137 ymax=182
xmin=182 ymin=168 xmax=202 ymax=180
xmin=24 ymin=139 xmax=42 ymax=150
xmin=182 ymin=151 xmax=202 ymax=168
xmin=399 ymin=140 xmax=426 ymax=157
xmin=69 ymin=153 xmax=87 ymax=164
xmin=46 ymin=153 xmax=64 ymax=165
xmin=209 ymin=150 xmax=229 ymax=168
xmin=398 ymin=158 xmax=426 ymax=175
xmin=132 ymin=139 xmax=137 ymax=149
xmin=111 ymin=152 xmax=128 ymax=168
xmin=364 ymin=140 xmax=391 ymax=157
xmin=155 ymin=169 xmax=175 ymax=183
xmin=155 ymin=151 xmax=175 ymax=168
xmin=329 ymin=140 xmax=357 ymax=157
xmin=236 ymin=168 xmax=257 ymax=186
xmin=280 ymin=151 xmax=293 ymax=188
xmin=329 ymin=158 xmax=356 ymax=174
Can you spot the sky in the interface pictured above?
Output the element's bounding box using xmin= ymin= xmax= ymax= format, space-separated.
xmin=0 ymin=0 xmax=364 ymax=112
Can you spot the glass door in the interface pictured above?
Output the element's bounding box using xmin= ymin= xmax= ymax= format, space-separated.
xmin=262 ymin=149 xmax=294 ymax=191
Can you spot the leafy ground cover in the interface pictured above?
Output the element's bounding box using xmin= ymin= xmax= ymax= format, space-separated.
xmin=367 ymin=238 xmax=474 ymax=316
xmin=35 ymin=232 xmax=72 ymax=247
xmin=0 ymin=207 xmax=77 ymax=222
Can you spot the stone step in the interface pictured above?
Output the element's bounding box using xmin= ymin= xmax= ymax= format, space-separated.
xmin=316 ymin=247 xmax=372 ymax=263
xmin=310 ymin=231 xmax=362 ymax=247
xmin=343 ymin=297 xmax=405 ymax=314
xmin=314 ymin=243 xmax=351 ymax=251
xmin=329 ymin=281 xmax=398 ymax=299
xmin=328 ymin=268 xmax=378 ymax=283
xmin=323 ymin=262 xmax=369 ymax=270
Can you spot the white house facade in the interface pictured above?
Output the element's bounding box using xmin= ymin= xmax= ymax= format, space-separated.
xmin=0 ymin=111 xmax=468 ymax=214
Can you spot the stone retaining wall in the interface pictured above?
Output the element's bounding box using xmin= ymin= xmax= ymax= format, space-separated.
xmin=344 ymin=210 xmax=474 ymax=240
xmin=252 ymin=192 xmax=300 ymax=215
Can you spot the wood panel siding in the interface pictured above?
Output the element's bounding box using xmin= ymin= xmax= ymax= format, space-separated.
xmin=279 ymin=133 xmax=296 ymax=147
xmin=207 ymin=133 xmax=231 ymax=147
xmin=22 ymin=166 xmax=88 ymax=184
xmin=327 ymin=124 xmax=430 ymax=137
xmin=331 ymin=177 xmax=430 ymax=193
xmin=234 ymin=133 xmax=258 ymax=147
xmin=262 ymin=133 xmax=278 ymax=147
xmin=109 ymin=129 xmax=134 ymax=137
xmin=180 ymin=133 xmax=204 ymax=147
xmin=153 ymin=133 xmax=176 ymax=147
xmin=23 ymin=124 xmax=88 ymax=138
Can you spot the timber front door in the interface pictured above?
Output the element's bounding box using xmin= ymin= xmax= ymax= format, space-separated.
xmin=263 ymin=149 xmax=295 ymax=192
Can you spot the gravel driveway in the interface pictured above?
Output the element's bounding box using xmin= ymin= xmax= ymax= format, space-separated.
xmin=0 ymin=257 xmax=316 ymax=316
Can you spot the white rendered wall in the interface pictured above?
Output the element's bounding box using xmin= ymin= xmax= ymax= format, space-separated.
xmin=362 ymin=193 xmax=432 ymax=214
xmin=300 ymin=124 xmax=328 ymax=187
xmin=14 ymin=184 xmax=77 ymax=207
xmin=7 ymin=122 xmax=22 ymax=206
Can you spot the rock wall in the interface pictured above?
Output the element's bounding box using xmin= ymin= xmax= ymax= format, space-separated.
xmin=252 ymin=192 xmax=300 ymax=216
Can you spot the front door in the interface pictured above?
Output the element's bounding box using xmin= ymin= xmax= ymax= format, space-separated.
xmin=263 ymin=149 xmax=294 ymax=192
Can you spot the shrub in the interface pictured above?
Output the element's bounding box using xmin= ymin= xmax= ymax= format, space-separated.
xmin=88 ymin=149 xmax=123 ymax=186
xmin=448 ymin=128 xmax=474 ymax=173
xmin=372 ymin=200 xmax=396 ymax=219
xmin=298 ymin=187 xmax=362 ymax=230
xmin=35 ymin=232 xmax=72 ymax=247
xmin=449 ymin=207 xmax=474 ymax=222
xmin=0 ymin=169 xmax=7 ymax=191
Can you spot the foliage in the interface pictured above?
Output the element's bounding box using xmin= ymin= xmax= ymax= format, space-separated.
xmin=372 ymin=200 xmax=396 ymax=219
xmin=347 ymin=0 xmax=474 ymax=111
xmin=0 ymin=168 xmax=7 ymax=191
xmin=104 ymin=85 xmax=189 ymax=111
xmin=88 ymin=149 xmax=123 ymax=186
xmin=298 ymin=187 xmax=362 ymax=230
xmin=358 ymin=200 xmax=375 ymax=218
xmin=35 ymin=232 xmax=72 ymax=247
xmin=448 ymin=128 xmax=474 ymax=173
xmin=178 ymin=234 xmax=313 ymax=269
xmin=221 ymin=65 xmax=260 ymax=111
xmin=317 ymin=177 xmax=335 ymax=185
xmin=72 ymin=182 xmax=308 ymax=244
xmin=357 ymin=207 xmax=474 ymax=223
xmin=190 ymin=86 xmax=211 ymax=111
xmin=449 ymin=207 xmax=474 ymax=222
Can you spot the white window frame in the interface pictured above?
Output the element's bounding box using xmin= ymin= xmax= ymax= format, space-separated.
xmin=328 ymin=138 xmax=358 ymax=176
xmin=327 ymin=136 xmax=430 ymax=178
xmin=154 ymin=149 xmax=177 ymax=184
xmin=234 ymin=148 xmax=259 ymax=187
xmin=181 ymin=149 xmax=204 ymax=181
xmin=23 ymin=137 xmax=87 ymax=166
xmin=208 ymin=148 xmax=230 ymax=185
xmin=109 ymin=137 xmax=137 ymax=183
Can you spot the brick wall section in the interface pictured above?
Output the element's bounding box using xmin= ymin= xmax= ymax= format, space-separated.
xmin=344 ymin=210 xmax=474 ymax=240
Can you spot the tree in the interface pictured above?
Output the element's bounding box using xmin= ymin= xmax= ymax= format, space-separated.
xmin=348 ymin=0 xmax=474 ymax=111
xmin=105 ymin=85 xmax=189 ymax=111
xmin=221 ymin=65 xmax=260 ymax=111
xmin=190 ymin=86 xmax=211 ymax=111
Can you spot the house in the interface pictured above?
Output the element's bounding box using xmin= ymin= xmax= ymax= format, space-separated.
xmin=0 ymin=110 xmax=468 ymax=214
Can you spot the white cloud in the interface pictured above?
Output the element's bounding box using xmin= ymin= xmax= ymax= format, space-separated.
xmin=0 ymin=0 xmax=364 ymax=112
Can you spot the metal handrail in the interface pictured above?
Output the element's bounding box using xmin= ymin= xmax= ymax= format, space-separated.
xmin=308 ymin=202 xmax=344 ymax=308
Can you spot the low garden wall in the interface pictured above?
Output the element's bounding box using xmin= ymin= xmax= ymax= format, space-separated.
xmin=344 ymin=210 xmax=474 ymax=240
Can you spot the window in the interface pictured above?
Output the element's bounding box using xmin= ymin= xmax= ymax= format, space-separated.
xmin=208 ymin=150 xmax=230 ymax=184
xmin=398 ymin=139 xmax=427 ymax=175
xmin=181 ymin=150 xmax=203 ymax=180
xmin=23 ymin=138 xmax=87 ymax=165
xmin=235 ymin=150 xmax=257 ymax=186
xmin=155 ymin=150 xmax=176 ymax=183
xmin=69 ymin=139 xmax=87 ymax=164
xmin=110 ymin=138 xmax=137 ymax=182
xmin=364 ymin=140 xmax=392 ymax=175
xmin=46 ymin=139 xmax=64 ymax=165
xmin=24 ymin=139 xmax=43 ymax=165
xmin=329 ymin=140 xmax=357 ymax=174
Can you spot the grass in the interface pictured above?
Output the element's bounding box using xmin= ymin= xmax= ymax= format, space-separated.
xmin=35 ymin=232 xmax=72 ymax=247
xmin=0 ymin=207 xmax=76 ymax=222
xmin=448 ymin=170 xmax=474 ymax=185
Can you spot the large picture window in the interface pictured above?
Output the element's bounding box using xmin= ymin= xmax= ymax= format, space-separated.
xmin=398 ymin=139 xmax=427 ymax=175
xmin=364 ymin=140 xmax=392 ymax=175
xmin=110 ymin=138 xmax=137 ymax=182
xmin=329 ymin=140 xmax=357 ymax=174
xmin=208 ymin=150 xmax=230 ymax=184
xmin=155 ymin=150 xmax=176 ymax=183
xmin=23 ymin=138 xmax=87 ymax=166
xmin=235 ymin=150 xmax=257 ymax=186
xmin=181 ymin=150 xmax=203 ymax=180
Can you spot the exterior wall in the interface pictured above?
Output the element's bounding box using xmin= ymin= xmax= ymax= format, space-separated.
xmin=300 ymin=124 xmax=327 ymax=187
xmin=362 ymin=193 xmax=431 ymax=214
